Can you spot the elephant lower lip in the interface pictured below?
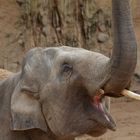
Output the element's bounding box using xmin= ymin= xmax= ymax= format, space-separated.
xmin=91 ymin=96 xmax=116 ymax=131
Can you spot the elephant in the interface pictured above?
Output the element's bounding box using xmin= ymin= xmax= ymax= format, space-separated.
xmin=0 ymin=0 xmax=139 ymax=140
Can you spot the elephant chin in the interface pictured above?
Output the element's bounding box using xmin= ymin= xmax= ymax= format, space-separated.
xmin=87 ymin=127 xmax=107 ymax=137
xmin=90 ymin=95 xmax=116 ymax=132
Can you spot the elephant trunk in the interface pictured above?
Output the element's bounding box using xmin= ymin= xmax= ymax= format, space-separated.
xmin=104 ymin=0 xmax=137 ymax=97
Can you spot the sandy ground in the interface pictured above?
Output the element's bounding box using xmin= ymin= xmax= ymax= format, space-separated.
xmin=77 ymin=100 xmax=140 ymax=140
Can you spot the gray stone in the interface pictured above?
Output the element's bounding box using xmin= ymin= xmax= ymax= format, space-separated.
xmin=97 ymin=32 xmax=109 ymax=43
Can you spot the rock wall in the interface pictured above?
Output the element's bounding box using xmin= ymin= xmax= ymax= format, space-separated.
xmin=0 ymin=0 xmax=112 ymax=72
xmin=0 ymin=0 xmax=139 ymax=77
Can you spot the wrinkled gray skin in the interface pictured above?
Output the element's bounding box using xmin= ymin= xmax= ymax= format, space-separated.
xmin=0 ymin=0 xmax=137 ymax=140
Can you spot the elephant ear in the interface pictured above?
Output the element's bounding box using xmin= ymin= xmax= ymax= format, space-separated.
xmin=11 ymin=48 xmax=47 ymax=132
xmin=10 ymin=80 xmax=47 ymax=132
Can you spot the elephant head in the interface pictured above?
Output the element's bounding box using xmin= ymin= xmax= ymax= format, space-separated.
xmin=10 ymin=0 xmax=138 ymax=139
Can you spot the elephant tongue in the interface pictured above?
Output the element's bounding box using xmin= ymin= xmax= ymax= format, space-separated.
xmin=92 ymin=96 xmax=116 ymax=131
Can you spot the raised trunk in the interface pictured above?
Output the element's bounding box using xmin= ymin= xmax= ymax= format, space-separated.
xmin=104 ymin=0 xmax=137 ymax=97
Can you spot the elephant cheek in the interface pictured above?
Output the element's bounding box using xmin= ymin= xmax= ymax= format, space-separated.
xmin=41 ymin=103 xmax=63 ymax=136
xmin=41 ymin=103 xmax=79 ymax=137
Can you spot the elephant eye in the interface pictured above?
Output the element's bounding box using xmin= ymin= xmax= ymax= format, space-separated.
xmin=62 ymin=63 xmax=73 ymax=73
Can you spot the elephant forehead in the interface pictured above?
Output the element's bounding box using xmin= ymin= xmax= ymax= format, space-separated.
xmin=43 ymin=46 xmax=108 ymax=62
xmin=55 ymin=46 xmax=106 ymax=61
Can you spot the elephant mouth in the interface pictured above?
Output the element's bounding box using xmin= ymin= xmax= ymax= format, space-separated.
xmin=90 ymin=94 xmax=116 ymax=131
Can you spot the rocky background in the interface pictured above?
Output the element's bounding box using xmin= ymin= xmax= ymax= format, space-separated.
xmin=0 ymin=0 xmax=139 ymax=73
xmin=0 ymin=0 xmax=112 ymax=72
xmin=0 ymin=0 xmax=140 ymax=92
